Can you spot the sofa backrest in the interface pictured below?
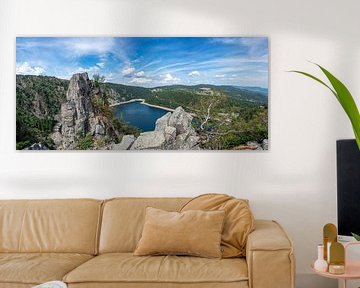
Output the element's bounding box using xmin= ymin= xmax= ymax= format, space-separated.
xmin=99 ymin=197 xmax=190 ymax=253
xmin=0 ymin=199 xmax=102 ymax=254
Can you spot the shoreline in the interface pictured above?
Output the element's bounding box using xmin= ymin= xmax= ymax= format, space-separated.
xmin=110 ymin=99 xmax=174 ymax=112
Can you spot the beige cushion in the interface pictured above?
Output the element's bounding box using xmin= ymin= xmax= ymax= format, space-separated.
xmin=0 ymin=284 xmax=33 ymax=288
xmin=134 ymin=207 xmax=225 ymax=258
xmin=68 ymin=283 xmax=249 ymax=288
xmin=0 ymin=199 xmax=102 ymax=255
xmin=63 ymin=253 xmax=248 ymax=285
xmin=99 ymin=198 xmax=190 ymax=253
xmin=181 ymin=194 xmax=254 ymax=258
xmin=0 ymin=253 xmax=93 ymax=285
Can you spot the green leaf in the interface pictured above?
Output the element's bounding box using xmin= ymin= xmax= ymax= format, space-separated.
xmin=289 ymin=70 xmax=337 ymax=98
xmin=316 ymin=64 xmax=360 ymax=150
xmin=289 ymin=64 xmax=360 ymax=150
xmin=351 ymin=232 xmax=360 ymax=241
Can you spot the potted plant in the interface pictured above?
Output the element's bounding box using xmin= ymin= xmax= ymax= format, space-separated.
xmin=291 ymin=63 xmax=360 ymax=240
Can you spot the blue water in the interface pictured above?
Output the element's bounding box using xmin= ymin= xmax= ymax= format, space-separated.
xmin=113 ymin=101 xmax=169 ymax=132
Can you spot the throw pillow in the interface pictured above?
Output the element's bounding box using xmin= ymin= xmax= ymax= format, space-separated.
xmin=181 ymin=193 xmax=254 ymax=258
xmin=134 ymin=207 xmax=225 ymax=258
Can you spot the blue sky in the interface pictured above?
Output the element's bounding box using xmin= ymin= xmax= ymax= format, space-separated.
xmin=16 ymin=37 xmax=268 ymax=88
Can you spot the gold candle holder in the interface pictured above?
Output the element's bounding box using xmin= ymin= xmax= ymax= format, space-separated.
xmin=328 ymin=242 xmax=345 ymax=274
xmin=323 ymin=223 xmax=337 ymax=262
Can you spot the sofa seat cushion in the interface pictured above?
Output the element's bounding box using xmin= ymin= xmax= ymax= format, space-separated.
xmin=0 ymin=284 xmax=33 ymax=288
xmin=0 ymin=253 xmax=93 ymax=285
xmin=67 ymin=283 xmax=249 ymax=288
xmin=64 ymin=253 xmax=248 ymax=285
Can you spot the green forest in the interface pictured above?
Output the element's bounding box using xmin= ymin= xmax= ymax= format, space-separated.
xmin=146 ymin=86 xmax=268 ymax=149
xmin=16 ymin=74 xmax=268 ymax=150
xmin=16 ymin=75 xmax=68 ymax=149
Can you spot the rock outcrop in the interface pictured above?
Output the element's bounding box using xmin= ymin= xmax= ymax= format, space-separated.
xmin=112 ymin=135 xmax=136 ymax=150
xmin=234 ymin=139 xmax=269 ymax=150
xmin=24 ymin=143 xmax=49 ymax=150
xmin=131 ymin=131 xmax=166 ymax=150
xmin=262 ymin=139 xmax=269 ymax=150
xmin=51 ymin=72 xmax=118 ymax=150
xmin=51 ymin=73 xmax=95 ymax=149
xmin=130 ymin=107 xmax=200 ymax=150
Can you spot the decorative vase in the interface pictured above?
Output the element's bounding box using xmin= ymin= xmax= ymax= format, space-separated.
xmin=314 ymin=244 xmax=328 ymax=272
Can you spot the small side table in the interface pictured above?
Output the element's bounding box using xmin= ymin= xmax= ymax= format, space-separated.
xmin=311 ymin=242 xmax=360 ymax=288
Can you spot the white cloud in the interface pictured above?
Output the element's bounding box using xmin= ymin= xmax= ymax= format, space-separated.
xmin=153 ymin=61 xmax=193 ymax=74
xmin=130 ymin=77 xmax=152 ymax=84
xmin=211 ymin=38 xmax=239 ymax=45
xmin=74 ymin=65 xmax=100 ymax=75
xmin=188 ymin=71 xmax=200 ymax=77
xmin=162 ymin=73 xmax=179 ymax=82
xmin=122 ymin=66 xmax=135 ymax=77
xmin=211 ymin=37 xmax=268 ymax=57
xmin=105 ymin=73 xmax=115 ymax=82
xmin=96 ymin=62 xmax=105 ymax=68
xmin=215 ymin=74 xmax=226 ymax=78
xmin=16 ymin=62 xmax=45 ymax=75
xmin=211 ymin=37 xmax=264 ymax=47
xmin=129 ymin=70 xmax=152 ymax=85
xmin=135 ymin=71 xmax=145 ymax=77
xmin=143 ymin=60 xmax=161 ymax=68
xmin=64 ymin=38 xmax=116 ymax=56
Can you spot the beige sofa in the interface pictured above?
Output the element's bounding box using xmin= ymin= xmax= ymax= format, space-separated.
xmin=0 ymin=198 xmax=295 ymax=288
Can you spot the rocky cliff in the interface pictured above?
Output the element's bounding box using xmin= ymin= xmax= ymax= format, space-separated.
xmin=51 ymin=73 xmax=119 ymax=150
xmin=113 ymin=107 xmax=200 ymax=150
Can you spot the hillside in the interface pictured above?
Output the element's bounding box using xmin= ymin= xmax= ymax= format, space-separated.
xmin=16 ymin=75 xmax=69 ymax=149
xmin=146 ymin=85 xmax=267 ymax=149
xmin=152 ymin=84 xmax=268 ymax=103
xmin=104 ymin=82 xmax=152 ymax=103
xmin=16 ymin=74 xmax=268 ymax=150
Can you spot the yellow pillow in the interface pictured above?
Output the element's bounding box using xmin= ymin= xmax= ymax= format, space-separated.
xmin=181 ymin=194 xmax=254 ymax=258
xmin=134 ymin=207 xmax=225 ymax=258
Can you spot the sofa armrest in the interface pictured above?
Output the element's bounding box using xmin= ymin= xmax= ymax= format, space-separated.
xmin=246 ymin=220 xmax=295 ymax=288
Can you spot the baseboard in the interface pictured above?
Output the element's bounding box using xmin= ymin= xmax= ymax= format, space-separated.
xmin=296 ymin=273 xmax=337 ymax=288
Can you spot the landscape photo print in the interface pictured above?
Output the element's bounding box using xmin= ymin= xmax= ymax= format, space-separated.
xmin=16 ymin=37 xmax=269 ymax=151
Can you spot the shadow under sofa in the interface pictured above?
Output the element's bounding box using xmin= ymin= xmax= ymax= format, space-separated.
xmin=0 ymin=198 xmax=295 ymax=288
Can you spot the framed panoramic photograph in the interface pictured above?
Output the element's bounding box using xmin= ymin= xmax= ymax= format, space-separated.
xmin=16 ymin=37 xmax=269 ymax=151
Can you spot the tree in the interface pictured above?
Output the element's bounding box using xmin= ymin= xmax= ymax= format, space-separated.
xmin=92 ymin=74 xmax=106 ymax=87
xmin=192 ymin=90 xmax=228 ymax=149
xmin=196 ymin=90 xmax=226 ymax=131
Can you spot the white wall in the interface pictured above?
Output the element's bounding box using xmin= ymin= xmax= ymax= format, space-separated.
xmin=1 ymin=0 xmax=359 ymax=287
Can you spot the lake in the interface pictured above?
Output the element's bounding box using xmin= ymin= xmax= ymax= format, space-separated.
xmin=113 ymin=101 xmax=169 ymax=132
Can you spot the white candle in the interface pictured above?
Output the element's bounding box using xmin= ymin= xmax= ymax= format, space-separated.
xmin=329 ymin=264 xmax=345 ymax=274
xmin=327 ymin=242 xmax=331 ymax=263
